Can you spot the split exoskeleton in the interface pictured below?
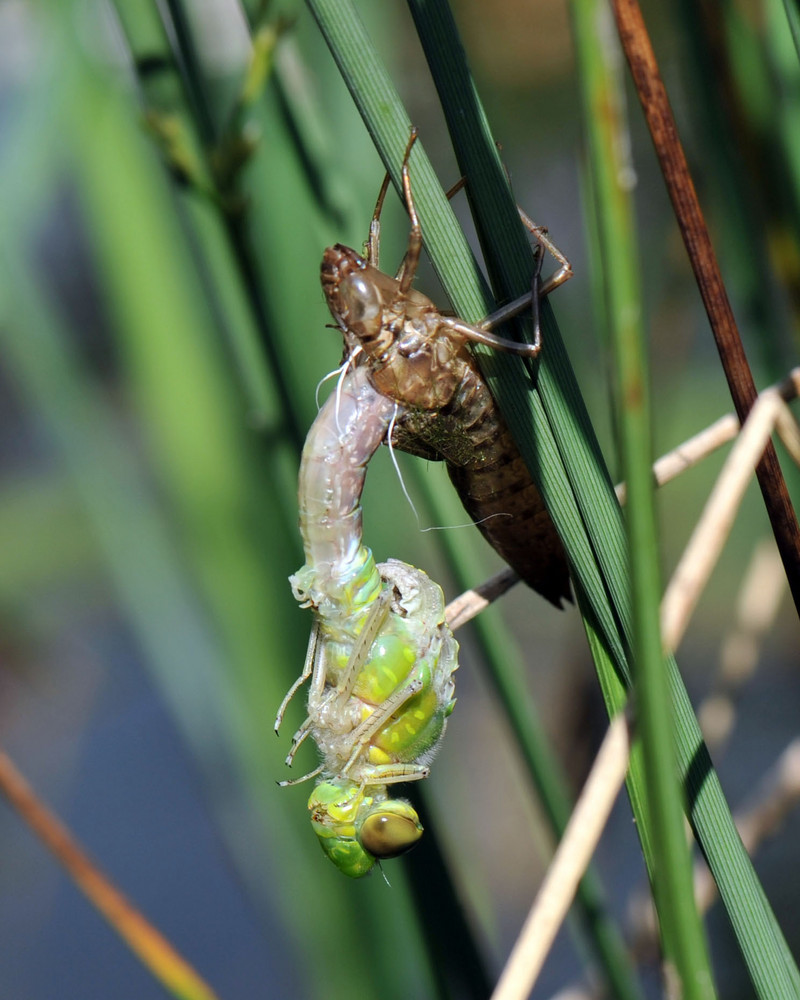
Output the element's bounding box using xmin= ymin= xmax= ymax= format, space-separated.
xmin=278 ymin=128 xmax=572 ymax=878
xmin=322 ymin=128 xmax=573 ymax=607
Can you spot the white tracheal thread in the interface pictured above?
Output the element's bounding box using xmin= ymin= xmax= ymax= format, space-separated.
xmin=419 ymin=512 xmax=512 ymax=533
xmin=314 ymin=365 xmax=344 ymax=412
xmin=386 ymin=403 xmax=422 ymax=526
xmin=333 ymin=347 xmax=361 ymax=435
xmin=385 ymin=402 xmax=512 ymax=534
xmin=313 ymin=345 xmax=364 ymax=429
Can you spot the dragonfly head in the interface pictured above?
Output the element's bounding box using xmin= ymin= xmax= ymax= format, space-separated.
xmin=321 ymin=245 xmax=406 ymax=362
xmin=308 ymin=780 xmax=423 ymax=878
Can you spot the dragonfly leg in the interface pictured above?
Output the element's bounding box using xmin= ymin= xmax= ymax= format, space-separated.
xmin=362 ymin=763 xmax=431 ymax=787
xmin=439 ymin=310 xmax=540 ymax=358
xmin=443 ymin=175 xmax=466 ymax=201
xmin=438 ymin=246 xmax=546 ymax=360
xmin=288 ymin=668 xmax=426 ymax=776
xmin=341 ymin=676 xmax=426 ymax=776
xmin=274 ymin=622 xmax=321 ymax=733
xmin=396 ymin=128 xmax=424 ymax=295
xmin=367 ymin=170 xmax=392 ymax=269
xmin=277 ymin=764 xmax=324 ymax=788
xmin=333 ymin=588 xmax=393 ymax=705
xmin=517 ymin=206 xmax=573 ymax=299
xmin=285 ymin=676 xmax=347 ymax=766
xmin=445 ymin=172 xmax=573 ymax=301
xmin=284 ymin=629 xmax=330 ymax=765
xmin=437 ymin=173 xmax=572 ymax=357
xmin=366 ymin=126 xmax=424 ymax=276
xmin=366 ymin=128 xmax=424 ymax=289
xmin=528 ymin=241 xmax=544 ymax=357
xmin=473 ymin=212 xmax=571 ymax=339
xmin=284 ymin=715 xmax=316 ymax=766
xmin=286 ymin=589 xmax=392 ymax=765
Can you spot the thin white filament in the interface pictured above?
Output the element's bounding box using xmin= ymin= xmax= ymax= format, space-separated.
xmin=386 ymin=405 xmax=421 ymax=524
xmin=385 ymin=407 xmax=514 ymax=533
xmin=314 ymin=364 xmax=344 ymax=411
xmin=315 ymin=347 xmax=364 ymax=433
xmin=420 ymin=512 xmax=513 ymax=533
xmin=332 ymin=348 xmax=362 ymax=435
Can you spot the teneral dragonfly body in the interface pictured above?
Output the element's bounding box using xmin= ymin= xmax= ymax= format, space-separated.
xmin=282 ymin=364 xmax=458 ymax=878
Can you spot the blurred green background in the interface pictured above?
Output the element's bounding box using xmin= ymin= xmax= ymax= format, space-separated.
xmin=0 ymin=0 xmax=798 ymax=997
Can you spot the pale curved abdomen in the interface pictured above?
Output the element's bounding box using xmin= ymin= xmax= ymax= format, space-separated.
xmin=291 ymin=365 xmax=396 ymax=629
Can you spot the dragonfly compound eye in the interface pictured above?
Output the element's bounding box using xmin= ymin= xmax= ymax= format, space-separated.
xmin=360 ymin=800 xmax=423 ymax=859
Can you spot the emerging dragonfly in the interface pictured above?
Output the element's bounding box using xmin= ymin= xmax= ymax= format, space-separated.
xmin=277 ymin=362 xmax=457 ymax=878
xmin=322 ymin=128 xmax=573 ymax=606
